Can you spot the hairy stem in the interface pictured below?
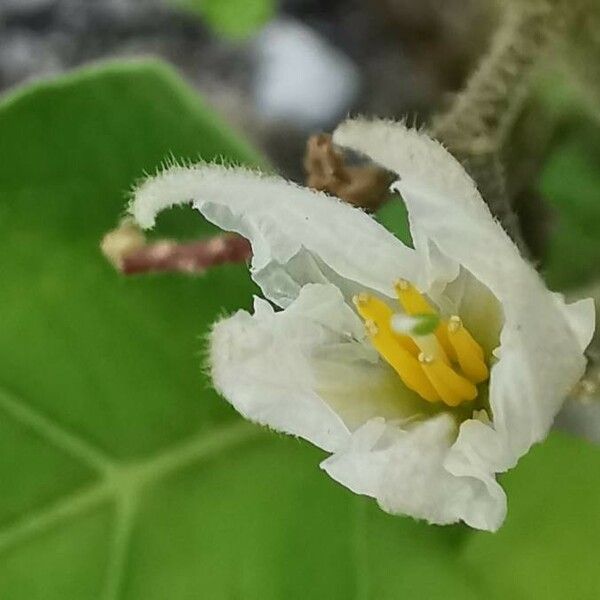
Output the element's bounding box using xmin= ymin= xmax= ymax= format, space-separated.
xmin=432 ymin=2 xmax=560 ymax=152
xmin=556 ymin=1 xmax=600 ymax=121
xmin=431 ymin=1 xmax=566 ymax=253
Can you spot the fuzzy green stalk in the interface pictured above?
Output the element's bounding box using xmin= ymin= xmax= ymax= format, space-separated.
xmin=430 ymin=1 xmax=571 ymax=254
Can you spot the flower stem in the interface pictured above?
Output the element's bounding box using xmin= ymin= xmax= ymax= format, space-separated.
xmin=431 ymin=1 xmax=565 ymax=254
xmin=101 ymin=220 xmax=251 ymax=276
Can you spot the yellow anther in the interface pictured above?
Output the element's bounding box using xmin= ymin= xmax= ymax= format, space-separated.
xmin=419 ymin=353 xmax=478 ymax=407
xmin=369 ymin=336 xmax=440 ymax=403
xmin=394 ymin=280 xmax=457 ymax=361
xmin=353 ymin=294 xmax=419 ymax=356
xmin=354 ymin=284 xmax=489 ymax=408
xmin=353 ymin=294 xmax=439 ymax=402
xmin=447 ymin=316 xmax=482 ymax=357
xmin=434 ymin=323 xmax=457 ymax=362
xmin=447 ymin=316 xmax=489 ymax=384
xmin=394 ymin=279 xmax=434 ymax=315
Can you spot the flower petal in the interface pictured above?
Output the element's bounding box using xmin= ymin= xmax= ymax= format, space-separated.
xmin=334 ymin=117 xmax=594 ymax=510
xmin=553 ymin=295 xmax=596 ymax=353
xmin=210 ymin=284 xmax=352 ymax=452
xmin=333 ymin=117 xmax=482 ymax=213
xmin=321 ymin=414 xmax=506 ymax=531
xmin=210 ymin=283 xmax=426 ymax=452
xmin=130 ymin=164 xmax=420 ymax=306
xmin=333 ymin=117 xmax=478 ymax=289
xmin=313 ymin=347 xmax=442 ymax=432
xmin=399 ymin=182 xmax=588 ymax=457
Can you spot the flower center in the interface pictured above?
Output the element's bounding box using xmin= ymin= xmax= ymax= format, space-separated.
xmin=353 ymin=280 xmax=489 ymax=407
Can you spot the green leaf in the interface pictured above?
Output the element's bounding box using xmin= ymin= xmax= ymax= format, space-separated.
xmin=176 ymin=0 xmax=275 ymax=39
xmin=462 ymin=432 xmax=600 ymax=599
xmin=529 ymin=74 xmax=600 ymax=289
xmin=0 ymin=59 xmax=471 ymax=599
xmin=376 ymin=192 xmax=413 ymax=247
xmin=1 ymin=60 xmax=600 ymax=599
xmin=541 ymin=121 xmax=600 ymax=288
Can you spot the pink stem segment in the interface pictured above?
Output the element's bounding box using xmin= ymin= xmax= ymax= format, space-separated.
xmin=121 ymin=234 xmax=251 ymax=275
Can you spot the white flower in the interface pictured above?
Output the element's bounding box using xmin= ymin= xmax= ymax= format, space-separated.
xmin=129 ymin=118 xmax=595 ymax=531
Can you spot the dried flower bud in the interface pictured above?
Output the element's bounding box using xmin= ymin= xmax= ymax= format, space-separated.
xmin=101 ymin=218 xmax=146 ymax=269
xmin=304 ymin=133 xmax=396 ymax=212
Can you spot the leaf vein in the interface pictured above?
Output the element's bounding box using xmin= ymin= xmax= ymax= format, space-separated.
xmin=0 ymin=420 xmax=263 ymax=555
xmin=0 ymin=385 xmax=116 ymax=474
xmin=101 ymin=494 xmax=138 ymax=600
xmin=0 ymin=482 xmax=112 ymax=553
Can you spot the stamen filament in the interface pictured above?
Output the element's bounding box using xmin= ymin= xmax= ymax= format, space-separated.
xmin=447 ymin=316 xmax=488 ymax=383
xmin=419 ymin=353 xmax=478 ymax=407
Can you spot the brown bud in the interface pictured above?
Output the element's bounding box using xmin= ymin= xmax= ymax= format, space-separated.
xmin=304 ymin=133 xmax=396 ymax=212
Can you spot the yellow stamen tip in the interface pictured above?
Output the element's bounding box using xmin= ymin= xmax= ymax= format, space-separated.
xmin=446 ymin=315 xmax=488 ymax=384
xmin=394 ymin=279 xmax=435 ymax=316
xmin=418 ymin=352 xmax=434 ymax=364
xmin=353 ymin=292 xmax=370 ymax=307
xmin=448 ymin=315 xmax=462 ymax=333
xmin=365 ymin=320 xmax=379 ymax=336
xmin=353 ymin=280 xmax=489 ymax=407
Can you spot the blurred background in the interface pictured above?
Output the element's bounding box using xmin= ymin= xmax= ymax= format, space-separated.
xmin=2 ymin=1 xmax=600 ymax=598
xmin=0 ymin=0 xmax=495 ymax=180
